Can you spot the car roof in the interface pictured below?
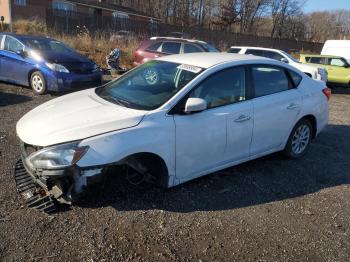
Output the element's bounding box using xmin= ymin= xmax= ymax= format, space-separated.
xmin=156 ymin=53 xmax=273 ymax=69
xmin=230 ymin=46 xmax=283 ymax=52
xmin=150 ymin=37 xmax=207 ymax=45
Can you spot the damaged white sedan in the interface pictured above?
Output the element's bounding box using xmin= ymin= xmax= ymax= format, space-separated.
xmin=15 ymin=53 xmax=330 ymax=212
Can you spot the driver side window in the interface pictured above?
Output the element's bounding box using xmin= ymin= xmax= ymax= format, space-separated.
xmin=328 ymin=58 xmax=346 ymax=67
xmin=189 ymin=67 xmax=246 ymax=109
xmin=4 ymin=36 xmax=24 ymax=53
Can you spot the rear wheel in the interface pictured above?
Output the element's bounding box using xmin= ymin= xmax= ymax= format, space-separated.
xmin=30 ymin=71 xmax=47 ymax=95
xmin=284 ymin=119 xmax=312 ymax=158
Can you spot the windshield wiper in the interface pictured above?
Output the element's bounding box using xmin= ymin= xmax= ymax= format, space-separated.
xmin=100 ymin=95 xmax=130 ymax=108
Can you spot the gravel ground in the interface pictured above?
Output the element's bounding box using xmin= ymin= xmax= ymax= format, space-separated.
xmin=0 ymin=83 xmax=349 ymax=261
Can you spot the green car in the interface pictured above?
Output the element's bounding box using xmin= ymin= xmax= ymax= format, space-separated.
xmin=300 ymin=54 xmax=350 ymax=86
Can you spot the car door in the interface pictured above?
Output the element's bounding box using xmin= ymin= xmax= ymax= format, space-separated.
xmin=250 ymin=64 xmax=302 ymax=155
xmin=173 ymin=66 xmax=253 ymax=180
xmin=326 ymin=57 xmax=349 ymax=85
xmin=1 ymin=35 xmax=31 ymax=85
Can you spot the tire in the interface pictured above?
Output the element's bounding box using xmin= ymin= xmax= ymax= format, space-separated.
xmin=284 ymin=119 xmax=312 ymax=159
xmin=30 ymin=71 xmax=47 ymax=95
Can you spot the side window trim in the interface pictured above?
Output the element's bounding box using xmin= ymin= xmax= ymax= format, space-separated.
xmin=249 ymin=64 xmax=295 ymax=99
xmin=168 ymin=65 xmax=251 ymax=115
xmin=0 ymin=35 xmax=4 ymax=49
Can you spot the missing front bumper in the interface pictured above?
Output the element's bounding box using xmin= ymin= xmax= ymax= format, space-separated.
xmin=14 ymin=159 xmax=57 ymax=214
xmin=14 ymin=159 xmax=105 ymax=213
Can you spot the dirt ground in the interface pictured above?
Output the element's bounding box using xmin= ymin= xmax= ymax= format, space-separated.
xmin=0 ymin=83 xmax=349 ymax=261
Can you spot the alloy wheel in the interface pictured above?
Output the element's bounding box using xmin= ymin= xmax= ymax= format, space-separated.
xmin=291 ymin=124 xmax=311 ymax=155
xmin=32 ymin=75 xmax=44 ymax=93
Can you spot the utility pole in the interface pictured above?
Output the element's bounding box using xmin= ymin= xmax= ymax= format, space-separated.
xmin=9 ymin=0 xmax=13 ymax=32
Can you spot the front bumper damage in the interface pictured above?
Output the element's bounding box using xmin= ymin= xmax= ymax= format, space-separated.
xmin=14 ymin=151 xmax=104 ymax=213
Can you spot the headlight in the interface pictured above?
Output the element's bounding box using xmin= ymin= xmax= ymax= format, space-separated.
xmin=27 ymin=142 xmax=89 ymax=170
xmin=46 ymin=63 xmax=70 ymax=73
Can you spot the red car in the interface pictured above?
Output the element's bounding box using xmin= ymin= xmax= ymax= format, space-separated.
xmin=133 ymin=37 xmax=219 ymax=67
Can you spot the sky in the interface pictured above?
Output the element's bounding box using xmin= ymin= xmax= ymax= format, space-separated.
xmin=304 ymin=0 xmax=350 ymax=13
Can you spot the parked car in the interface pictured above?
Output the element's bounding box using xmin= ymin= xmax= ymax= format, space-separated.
xmin=15 ymin=53 xmax=330 ymax=212
xmin=321 ymin=40 xmax=350 ymax=63
xmin=133 ymin=37 xmax=219 ymax=67
xmin=0 ymin=33 xmax=102 ymax=94
xmin=300 ymin=54 xmax=350 ymax=87
xmin=228 ymin=46 xmax=328 ymax=82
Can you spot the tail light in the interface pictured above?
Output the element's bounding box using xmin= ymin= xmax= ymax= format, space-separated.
xmin=134 ymin=50 xmax=143 ymax=62
xmin=322 ymin=88 xmax=332 ymax=101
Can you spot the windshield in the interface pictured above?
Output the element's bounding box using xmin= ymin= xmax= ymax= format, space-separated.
xmin=21 ymin=38 xmax=75 ymax=54
xmin=281 ymin=51 xmax=300 ymax=63
xmin=203 ymin=43 xmax=220 ymax=52
xmin=96 ymin=60 xmax=203 ymax=110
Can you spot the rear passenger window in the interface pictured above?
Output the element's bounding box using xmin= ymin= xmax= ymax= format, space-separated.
xmin=308 ymin=57 xmax=326 ymax=65
xmin=146 ymin=42 xmax=161 ymax=52
xmin=4 ymin=36 xmax=24 ymax=53
xmin=161 ymin=42 xmax=181 ymax=54
xmin=263 ymin=51 xmax=284 ymax=61
xmin=246 ymin=49 xmax=264 ymax=56
xmin=184 ymin=44 xmax=202 ymax=53
xmin=252 ymin=66 xmax=291 ymax=97
xmin=288 ymin=70 xmax=302 ymax=87
xmin=228 ymin=48 xmax=241 ymax=54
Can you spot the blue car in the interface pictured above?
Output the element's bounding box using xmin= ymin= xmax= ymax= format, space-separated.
xmin=0 ymin=33 xmax=102 ymax=94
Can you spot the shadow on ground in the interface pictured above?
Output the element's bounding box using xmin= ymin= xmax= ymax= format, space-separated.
xmin=76 ymin=124 xmax=350 ymax=213
xmin=0 ymin=91 xmax=32 ymax=107
xmin=330 ymin=86 xmax=350 ymax=95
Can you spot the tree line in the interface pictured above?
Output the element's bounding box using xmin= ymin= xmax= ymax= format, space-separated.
xmin=112 ymin=0 xmax=350 ymax=42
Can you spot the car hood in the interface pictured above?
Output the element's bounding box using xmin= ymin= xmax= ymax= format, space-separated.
xmin=16 ymin=89 xmax=147 ymax=147
xmin=38 ymin=50 xmax=90 ymax=64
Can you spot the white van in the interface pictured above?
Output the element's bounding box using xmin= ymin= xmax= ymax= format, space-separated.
xmin=321 ymin=40 xmax=350 ymax=63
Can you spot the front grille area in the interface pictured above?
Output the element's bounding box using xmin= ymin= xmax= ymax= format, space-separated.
xmin=70 ymin=79 xmax=102 ymax=89
xmin=62 ymin=62 xmax=95 ymax=74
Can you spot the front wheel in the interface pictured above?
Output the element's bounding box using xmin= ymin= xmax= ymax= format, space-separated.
xmin=284 ymin=119 xmax=312 ymax=158
xmin=30 ymin=71 xmax=47 ymax=95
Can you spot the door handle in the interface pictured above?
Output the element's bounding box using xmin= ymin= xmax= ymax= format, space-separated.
xmin=234 ymin=115 xmax=251 ymax=123
xmin=287 ymin=103 xmax=298 ymax=110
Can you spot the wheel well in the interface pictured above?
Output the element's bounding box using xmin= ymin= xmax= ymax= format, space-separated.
xmin=301 ymin=115 xmax=317 ymax=138
xmin=28 ymin=69 xmax=38 ymax=86
xmin=122 ymin=152 xmax=169 ymax=188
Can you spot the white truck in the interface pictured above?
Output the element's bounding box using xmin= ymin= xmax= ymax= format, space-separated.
xmin=321 ymin=40 xmax=350 ymax=63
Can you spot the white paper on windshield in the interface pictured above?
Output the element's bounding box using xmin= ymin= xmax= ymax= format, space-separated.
xmin=177 ymin=64 xmax=202 ymax=74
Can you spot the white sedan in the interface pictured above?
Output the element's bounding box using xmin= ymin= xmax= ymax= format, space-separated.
xmin=227 ymin=46 xmax=328 ymax=82
xmin=15 ymin=53 xmax=330 ymax=212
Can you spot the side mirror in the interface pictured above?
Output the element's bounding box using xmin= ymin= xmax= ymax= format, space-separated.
xmin=16 ymin=50 xmax=27 ymax=57
xmin=184 ymin=98 xmax=207 ymax=114
xmin=281 ymin=58 xmax=289 ymax=63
